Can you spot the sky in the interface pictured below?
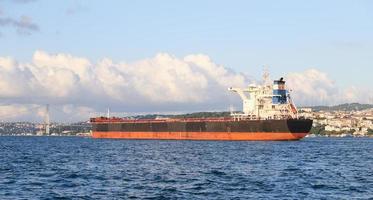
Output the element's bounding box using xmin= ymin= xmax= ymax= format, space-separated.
xmin=0 ymin=0 xmax=372 ymax=121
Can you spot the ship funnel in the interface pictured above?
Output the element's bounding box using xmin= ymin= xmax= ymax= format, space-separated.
xmin=272 ymin=78 xmax=287 ymax=104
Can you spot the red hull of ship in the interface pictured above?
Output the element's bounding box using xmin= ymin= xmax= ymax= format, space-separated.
xmin=91 ymin=131 xmax=308 ymax=141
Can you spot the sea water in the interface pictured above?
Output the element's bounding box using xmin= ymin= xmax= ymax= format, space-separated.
xmin=0 ymin=136 xmax=372 ymax=199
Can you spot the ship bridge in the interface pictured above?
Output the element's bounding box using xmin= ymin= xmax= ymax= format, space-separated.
xmin=229 ymin=71 xmax=298 ymax=120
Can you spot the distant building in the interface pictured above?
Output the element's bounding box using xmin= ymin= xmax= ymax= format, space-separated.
xmin=300 ymin=108 xmax=312 ymax=113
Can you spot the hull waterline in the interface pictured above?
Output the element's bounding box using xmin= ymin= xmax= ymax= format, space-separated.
xmin=92 ymin=131 xmax=308 ymax=141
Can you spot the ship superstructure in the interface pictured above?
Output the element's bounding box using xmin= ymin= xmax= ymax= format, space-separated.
xmin=90 ymin=71 xmax=312 ymax=141
xmin=229 ymin=71 xmax=298 ymax=120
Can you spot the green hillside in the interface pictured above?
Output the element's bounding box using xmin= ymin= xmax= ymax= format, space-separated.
xmin=307 ymin=103 xmax=373 ymax=112
xmin=132 ymin=103 xmax=372 ymax=119
xmin=133 ymin=111 xmax=232 ymax=119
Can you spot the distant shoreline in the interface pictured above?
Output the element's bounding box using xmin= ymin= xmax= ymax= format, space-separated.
xmin=1 ymin=135 xmax=372 ymax=139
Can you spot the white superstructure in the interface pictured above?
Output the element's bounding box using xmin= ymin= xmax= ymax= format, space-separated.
xmin=229 ymin=71 xmax=298 ymax=120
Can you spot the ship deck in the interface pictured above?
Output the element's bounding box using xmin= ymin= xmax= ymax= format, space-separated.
xmin=91 ymin=117 xmax=236 ymax=123
xmin=90 ymin=117 xmax=302 ymax=123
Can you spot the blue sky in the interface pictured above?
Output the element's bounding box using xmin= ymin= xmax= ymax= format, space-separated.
xmin=0 ymin=0 xmax=372 ymax=121
xmin=1 ymin=0 xmax=373 ymax=86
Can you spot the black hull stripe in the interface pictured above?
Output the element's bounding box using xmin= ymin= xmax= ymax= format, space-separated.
xmin=92 ymin=119 xmax=313 ymax=134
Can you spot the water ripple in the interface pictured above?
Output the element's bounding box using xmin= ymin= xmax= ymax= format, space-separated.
xmin=0 ymin=137 xmax=372 ymax=199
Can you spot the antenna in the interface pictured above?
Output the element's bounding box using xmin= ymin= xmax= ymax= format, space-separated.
xmin=262 ymin=67 xmax=271 ymax=86
xmin=107 ymin=107 xmax=110 ymax=118
xmin=45 ymin=104 xmax=50 ymax=135
xmin=229 ymin=105 xmax=235 ymax=114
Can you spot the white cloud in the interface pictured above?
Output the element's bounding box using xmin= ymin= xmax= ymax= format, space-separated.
xmin=0 ymin=51 xmax=371 ymax=121
xmin=286 ymin=69 xmax=372 ymax=106
xmin=0 ymin=50 xmax=248 ymax=121
xmin=0 ymin=57 xmax=35 ymax=97
xmin=0 ymin=104 xmax=30 ymax=120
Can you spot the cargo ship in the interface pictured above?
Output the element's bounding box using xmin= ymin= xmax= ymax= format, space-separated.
xmin=90 ymin=71 xmax=312 ymax=140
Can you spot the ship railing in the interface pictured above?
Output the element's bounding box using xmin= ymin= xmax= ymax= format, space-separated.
xmin=230 ymin=113 xmax=259 ymax=121
xmin=90 ymin=117 xmax=236 ymax=123
xmin=90 ymin=115 xmax=310 ymax=123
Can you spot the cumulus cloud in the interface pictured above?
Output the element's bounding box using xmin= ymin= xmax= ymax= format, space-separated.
xmin=0 ymin=104 xmax=30 ymax=120
xmin=0 ymin=57 xmax=36 ymax=97
xmin=286 ymin=69 xmax=372 ymax=106
xmin=0 ymin=51 xmax=371 ymax=121
xmin=0 ymin=51 xmax=248 ymax=121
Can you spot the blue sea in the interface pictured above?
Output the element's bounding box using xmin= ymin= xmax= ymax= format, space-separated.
xmin=0 ymin=137 xmax=372 ymax=199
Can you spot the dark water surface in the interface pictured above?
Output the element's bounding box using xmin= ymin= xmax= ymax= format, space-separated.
xmin=0 ymin=137 xmax=372 ymax=199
